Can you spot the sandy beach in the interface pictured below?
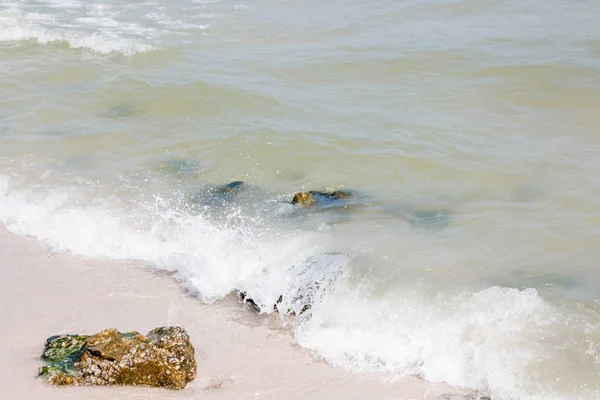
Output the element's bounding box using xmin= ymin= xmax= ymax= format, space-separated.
xmin=0 ymin=226 xmax=476 ymax=399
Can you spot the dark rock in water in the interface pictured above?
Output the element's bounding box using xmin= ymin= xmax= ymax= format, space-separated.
xmin=158 ymin=158 xmax=203 ymax=176
xmin=384 ymin=203 xmax=451 ymax=231
xmin=238 ymin=252 xmax=351 ymax=317
xmin=274 ymin=294 xmax=311 ymax=317
xmin=0 ymin=119 xmax=10 ymax=135
xmin=39 ymin=326 xmax=196 ymax=390
xmin=278 ymin=252 xmax=350 ymax=316
xmin=406 ymin=208 xmax=450 ymax=231
xmin=288 ymin=189 xmax=372 ymax=227
xmin=291 ymin=190 xmax=352 ymax=208
xmin=191 ymin=181 xmax=246 ymax=207
xmin=238 ymin=291 xmax=262 ymax=313
xmin=106 ymin=104 xmax=137 ymax=119
xmin=239 ymin=291 xmax=309 ymax=316
xmin=291 ymin=192 xmax=315 ymax=207
xmin=216 ymin=181 xmax=245 ymax=196
xmin=238 ymin=292 xmax=310 ymax=316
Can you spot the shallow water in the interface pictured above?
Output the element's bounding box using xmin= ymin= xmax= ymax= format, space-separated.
xmin=1 ymin=1 xmax=600 ymax=399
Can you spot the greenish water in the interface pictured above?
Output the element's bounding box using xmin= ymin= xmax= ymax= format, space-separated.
xmin=1 ymin=1 xmax=600 ymax=399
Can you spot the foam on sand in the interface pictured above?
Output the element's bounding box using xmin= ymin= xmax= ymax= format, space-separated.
xmin=0 ymin=226 xmax=474 ymax=399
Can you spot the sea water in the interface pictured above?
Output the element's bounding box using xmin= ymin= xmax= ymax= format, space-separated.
xmin=1 ymin=1 xmax=600 ymax=399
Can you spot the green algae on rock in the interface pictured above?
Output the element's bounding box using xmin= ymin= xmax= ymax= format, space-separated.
xmin=39 ymin=326 xmax=196 ymax=390
xmin=40 ymin=334 xmax=89 ymax=381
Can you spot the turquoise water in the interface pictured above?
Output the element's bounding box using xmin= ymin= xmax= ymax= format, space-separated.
xmin=1 ymin=1 xmax=600 ymax=398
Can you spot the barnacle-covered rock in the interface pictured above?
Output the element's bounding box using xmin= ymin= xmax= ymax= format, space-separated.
xmin=40 ymin=334 xmax=89 ymax=380
xmin=146 ymin=326 xmax=196 ymax=383
xmin=291 ymin=190 xmax=352 ymax=208
xmin=39 ymin=326 xmax=196 ymax=390
xmin=291 ymin=192 xmax=316 ymax=207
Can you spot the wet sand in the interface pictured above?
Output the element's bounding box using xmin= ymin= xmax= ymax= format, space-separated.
xmin=0 ymin=226 xmax=475 ymax=399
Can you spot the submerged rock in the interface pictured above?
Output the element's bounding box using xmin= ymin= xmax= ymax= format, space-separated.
xmin=190 ymin=181 xmax=247 ymax=206
xmin=39 ymin=326 xmax=196 ymax=390
xmin=406 ymin=208 xmax=450 ymax=231
xmin=277 ymin=252 xmax=350 ymax=316
xmin=215 ymin=181 xmax=245 ymax=197
xmin=158 ymin=157 xmax=203 ymax=176
xmin=105 ymin=104 xmax=137 ymax=119
xmin=239 ymin=252 xmax=351 ymax=317
xmin=291 ymin=190 xmax=353 ymax=208
xmin=238 ymin=291 xmax=264 ymax=313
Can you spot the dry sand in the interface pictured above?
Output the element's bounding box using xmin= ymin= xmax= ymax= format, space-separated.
xmin=0 ymin=226 xmax=475 ymax=399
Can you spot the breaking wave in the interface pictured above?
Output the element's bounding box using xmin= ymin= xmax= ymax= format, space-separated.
xmin=0 ymin=173 xmax=598 ymax=400
xmin=0 ymin=0 xmax=215 ymax=55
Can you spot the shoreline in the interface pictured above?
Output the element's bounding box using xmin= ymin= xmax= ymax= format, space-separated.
xmin=0 ymin=226 xmax=475 ymax=399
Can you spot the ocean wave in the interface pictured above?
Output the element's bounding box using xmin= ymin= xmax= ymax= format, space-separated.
xmin=0 ymin=0 xmax=213 ymax=55
xmin=0 ymin=24 xmax=156 ymax=55
xmin=0 ymin=173 xmax=598 ymax=400
xmin=296 ymin=285 xmax=596 ymax=400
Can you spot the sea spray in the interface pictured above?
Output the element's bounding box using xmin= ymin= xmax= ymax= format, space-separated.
xmin=1 ymin=173 xmax=599 ymax=399
xmin=0 ymin=0 xmax=212 ymax=55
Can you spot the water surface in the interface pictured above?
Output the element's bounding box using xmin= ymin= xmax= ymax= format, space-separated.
xmin=1 ymin=1 xmax=600 ymax=399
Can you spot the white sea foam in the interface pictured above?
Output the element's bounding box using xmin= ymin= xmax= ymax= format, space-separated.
xmin=296 ymin=286 xmax=571 ymax=400
xmin=0 ymin=174 xmax=321 ymax=303
xmin=0 ymin=174 xmax=598 ymax=400
xmin=0 ymin=0 xmax=214 ymax=55
xmin=0 ymin=24 xmax=155 ymax=55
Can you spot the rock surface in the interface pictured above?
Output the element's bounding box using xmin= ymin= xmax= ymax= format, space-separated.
xmin=190 ymin=180 xmax=247 ymax=206
xmin=291 ymin=190 xmax=352 ymax=207
xmin=239 ymin=252 xmax=351 ymax=317
xmin=39 ymin=326 xmax=196 ymax=390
